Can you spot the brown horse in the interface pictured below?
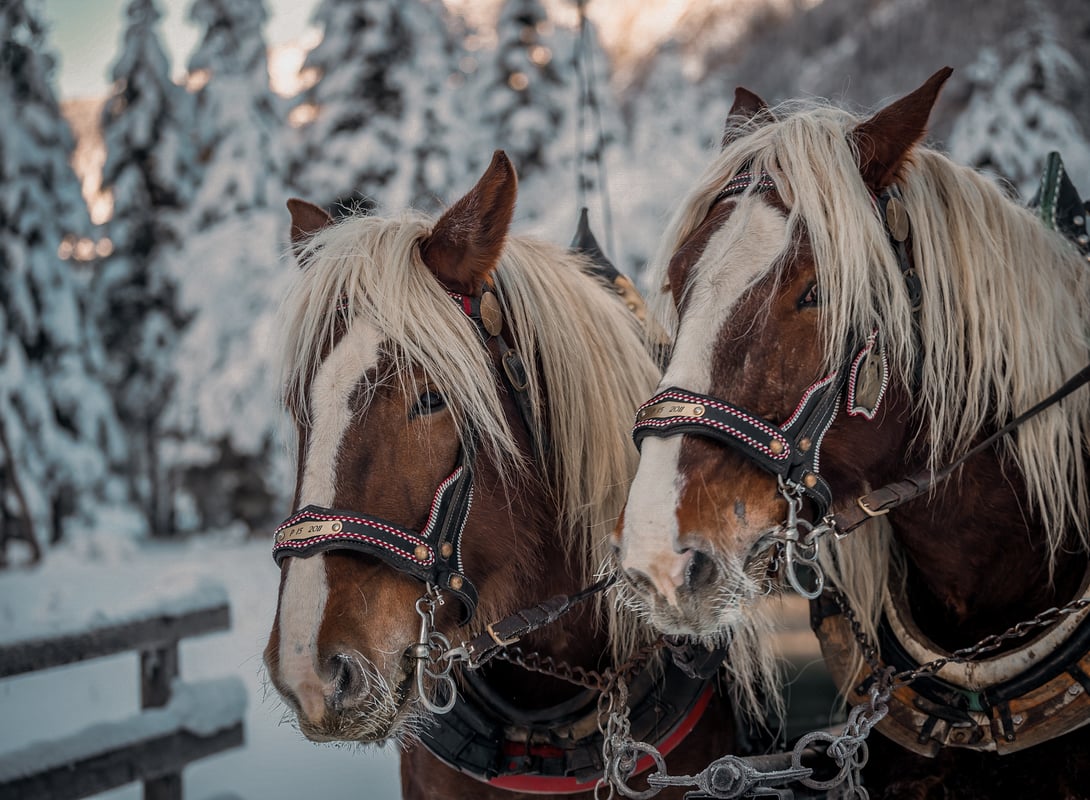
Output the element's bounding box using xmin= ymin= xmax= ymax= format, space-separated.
xmin=263 ymin=152 xmax=737 ymax=799
xmin=613 ymin=70 xmax=1090 ymax=797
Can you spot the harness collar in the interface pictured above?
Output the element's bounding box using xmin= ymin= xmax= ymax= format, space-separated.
xmin=421 ymin=656 xmax=715 ymax=793
xmin=812 ymin=570 xmax=1090 ymax=756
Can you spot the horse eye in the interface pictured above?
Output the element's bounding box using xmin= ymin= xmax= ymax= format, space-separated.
xmin=411 ymin=390 xmax=446 ymax=418
xmin=798 ymin=282 xmax=821 ymax=309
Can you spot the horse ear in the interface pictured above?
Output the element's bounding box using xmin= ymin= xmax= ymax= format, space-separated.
xmin=287 ymin=198 xmax=334 ymax=262
xmin=422 ymin=150 xmax=517 ymax=294
xmin=722 ymin=87 xmax=772 ymax=148
xmin=851 ymin=67 xmax=953 ymax=192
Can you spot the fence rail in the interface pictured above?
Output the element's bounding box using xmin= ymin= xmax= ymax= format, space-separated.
xmin=0 ymin=591 xmax=245 ymax=800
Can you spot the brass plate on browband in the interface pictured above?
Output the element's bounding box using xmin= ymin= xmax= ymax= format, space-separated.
xmin=637 ymin=401 xmax=706 ymax=421
xmin=885 ymin=196 xmax=910 ymax=242
xmin=276 ymin=519 xmax=343 ymax=543
xmin=480 ymin=291 xmax=503 ymax=336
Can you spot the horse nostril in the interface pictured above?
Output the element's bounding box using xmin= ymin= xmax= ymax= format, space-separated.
xmin=329 ymin=654 xmax=364 ymax=705
xmin=684 ymin=550 xmax=718 ymax=591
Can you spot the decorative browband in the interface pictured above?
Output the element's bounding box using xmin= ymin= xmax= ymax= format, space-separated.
xmin=712 ymin=170 xmax=778 ymax=204
xmin=634 ymin=388 xmax=792 ymax=469
xmin=273 ymin=457 xmax=480 ymax=624
xmin=632 ymin=369 xmax=847 ymax=516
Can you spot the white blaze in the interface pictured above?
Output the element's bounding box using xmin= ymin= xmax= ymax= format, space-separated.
xmin=620 ymin=198 xmax=788 ymax=601
xmin=277 ymin=322 xmax=383 ymax=718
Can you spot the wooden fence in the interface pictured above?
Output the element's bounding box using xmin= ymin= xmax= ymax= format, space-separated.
xmin=0 ymin=591 xmax=245 ymax=799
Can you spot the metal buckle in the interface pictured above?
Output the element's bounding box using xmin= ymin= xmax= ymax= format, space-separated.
xmin=486 ymin=622 xmax=520 ymax=647
xmin=857 ymin=496 xmax=890 ymax=517
xmin=501 ymin=349 xmax=530 ymax=392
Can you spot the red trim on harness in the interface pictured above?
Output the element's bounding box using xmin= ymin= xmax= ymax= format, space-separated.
xmin=485 ymin=684 xmax=714 ymax=795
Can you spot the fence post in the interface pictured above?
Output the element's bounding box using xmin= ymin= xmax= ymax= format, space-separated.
xmin=141 ymin=642 xmax=181 ymax=800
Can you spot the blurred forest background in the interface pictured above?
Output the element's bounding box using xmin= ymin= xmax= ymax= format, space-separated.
xmin=3 ymin=0 xmax=1089 ymax=563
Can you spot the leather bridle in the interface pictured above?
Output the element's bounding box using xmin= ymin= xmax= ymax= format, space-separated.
xmin=271 ymin=281 xmax=537 ymax=625
xmin=631 ymin=171 xmax=907 ymax=521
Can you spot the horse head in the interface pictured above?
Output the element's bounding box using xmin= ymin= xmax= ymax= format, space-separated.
xmin=613 ymin=71 xmax=956 ymax=641
xmin=264 ymin=152 xmax=660 ymax=746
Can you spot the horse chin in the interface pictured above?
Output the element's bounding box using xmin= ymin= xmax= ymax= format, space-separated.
xmin=286 ymin=656 xmax=425 ymax=745
xmin=614 ymin=557 xmax=761 ymax=643
xmin=297 ymin=699 xmax=419 ymax=745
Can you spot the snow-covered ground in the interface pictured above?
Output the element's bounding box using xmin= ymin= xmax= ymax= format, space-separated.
xmin=0 ymin=534 xmax=402 ymax=799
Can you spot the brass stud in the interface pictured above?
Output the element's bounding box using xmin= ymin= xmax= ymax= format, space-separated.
xmin=331 ymin=521 xmax=342 ymax=532
xmin=450 ymin=575 xmax=464 ymax=590
xmin=414 ymin=544 xmax=429 ymax=561
xmin=799 ymin=437 xmax=812 ymax=452
xmin=769 ymin=440 xmax=785 ymax=455
xmin=692 ymin=405 xmax=705 ymax=417
xmin=276 ymin=531 xmax=285 ymax=543
xmin=803 ymin=473 xmax=818 ymax=488
xmin=885 ymin=197 xmax=910 ymax=242
xmin=480 ymin=291 xmax=503 ymax=336
xmin=627 ymin=302 xmax=637 ymax=311
xmin=440 ymin=542 xmax=453 ymax=558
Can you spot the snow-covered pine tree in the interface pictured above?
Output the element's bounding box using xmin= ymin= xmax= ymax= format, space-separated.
xmin=515 ymin=10 xmax=624 ymax=252
xmin=164 ymin=0 xmax=292 ymax=534
xmin=289 ymin=0 xmax=419 ymax=211
xmin=469 ymin=0 xmax=572 ymax=188
xmin=384 ymin=0 xmax=464 ymax=212
xmin=948 ymin=11 xmax=1090 ymax=200
xmin=0 ymin=0 xmax=137 ymax=563
xmin=612 ymin=40 xmax=716 ymax=279
xmin=95 ymin=0 xmax=197 ymax=536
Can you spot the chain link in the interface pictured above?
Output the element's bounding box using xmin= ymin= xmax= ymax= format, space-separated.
xmin=834 ymin=588 xmax=1090 ymax=689
xmin=598 ymin=664 xmax=891 ymax=799
xmin=492 ymin=640 xmax=661 ymax=693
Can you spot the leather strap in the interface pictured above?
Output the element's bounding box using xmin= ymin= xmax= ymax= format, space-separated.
xmin=832 ymin=363 xmax=1090 ymax=536
xmin=460 ymin=577 xmax=613 ymax=667
xmin=273 ymin=445 xmax=481 ymax=623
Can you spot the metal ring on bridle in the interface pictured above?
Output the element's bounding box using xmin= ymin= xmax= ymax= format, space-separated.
xmin=410 ymin=586 xmax=459 ymax=715
xmin=609 ymin=740 xmax=668 ymax=800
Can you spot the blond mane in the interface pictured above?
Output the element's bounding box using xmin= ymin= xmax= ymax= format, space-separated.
xmin=647 ymin=101 xmax=1090 ymax=658
xmin=279 ymin=209 xmax=660 ymax=652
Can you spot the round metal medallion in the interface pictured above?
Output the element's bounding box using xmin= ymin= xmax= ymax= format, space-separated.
xmin=885 ymin=197 xmax=910 ymax=242
xmin=480 ymin=291 xmax=503 ymax=336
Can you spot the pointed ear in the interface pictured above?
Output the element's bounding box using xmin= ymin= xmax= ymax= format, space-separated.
xmin=851 ymin=67 xmax=953 ymax=192
xmin=722 ymin=87 xmax=772 ymax=148
xmin=287 ymin=198 xmax=334 ymax=261
xmin=421 ymin=150 xmax=518 ymax=294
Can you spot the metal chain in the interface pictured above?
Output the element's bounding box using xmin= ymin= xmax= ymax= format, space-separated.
xmin=598 ymin=662 xmax=890 ymax=800
xmin=835 ymin=587 xmax=1090 ymax=689
xmin=493 ymin=641 xmax=661 ymax=693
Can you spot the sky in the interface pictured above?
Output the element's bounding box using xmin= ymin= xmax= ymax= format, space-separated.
xmin=41 ymin=0 xmax=320 ymax=98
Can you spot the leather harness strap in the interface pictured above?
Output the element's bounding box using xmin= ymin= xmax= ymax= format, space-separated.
xmin=270 ymin=279 xmax=539 ymax=625
xmin=458 ymin=577 xmax=614 ymax=668
xmin=272 ymin=456 xmax=480 ymax=623
xmin=831 ymin=362 xmax=1090 ymax=536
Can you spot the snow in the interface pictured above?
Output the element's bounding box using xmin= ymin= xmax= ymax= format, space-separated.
xmin=0 ymin=678 xmax=246 ymax=783
xmin=0 ymin=537 xmax=402 ymax=798
xmin=4 ymin=0 xmax=1090 ymax=794
xmin=0 ymin=560 xmax=226 ymax=646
